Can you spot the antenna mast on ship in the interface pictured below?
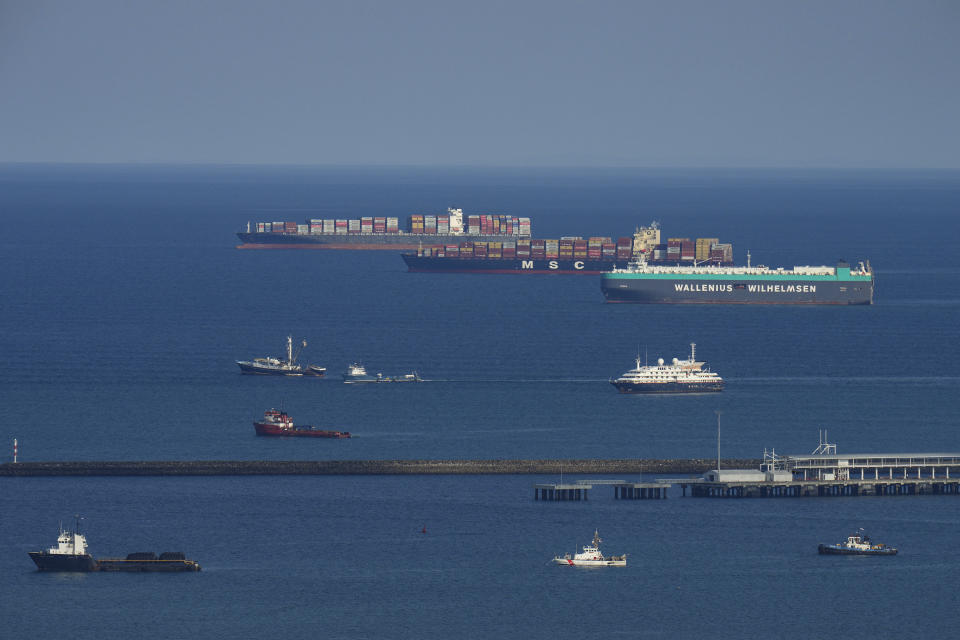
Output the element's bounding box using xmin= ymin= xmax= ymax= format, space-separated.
xmin=715 ymin=410 xmax=722 ymax=480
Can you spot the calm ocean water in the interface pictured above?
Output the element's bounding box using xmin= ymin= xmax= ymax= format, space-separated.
xmin=1 ymin=164 xmax=959 ymax=638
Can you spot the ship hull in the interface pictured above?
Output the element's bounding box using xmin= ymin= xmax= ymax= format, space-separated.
xmin=611 ymin=381 xmax=724 ymax=394
xmin=254 ymin=422 xmax=351 ymax=438
xmin=97 ymin=559 xmax=202 ymax=571
xmin=28 ymin=552 xmax=98 ymax=572
xmin=403 ymin=255 xmax=623 ymax=274
xmin=236 ymin=361 xmax=304 ymax=376
xmin=818 ymin=544 xmax=897 ymax=556
xmin=601 ymin=276 xmax=873 ymax=305
xmin=238 ymin=232 xmax=523 ymax=250
xmin=553 ymin=558 xmax=626 ymax=566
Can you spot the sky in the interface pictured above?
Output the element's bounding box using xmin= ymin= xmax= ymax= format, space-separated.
xmin=1 ymin=0 xmax=958 ymax=168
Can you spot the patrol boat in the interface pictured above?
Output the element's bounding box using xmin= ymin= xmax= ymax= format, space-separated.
xmin=552 ymin=530 xmax=626 ymax=567
xmin=610 ymin=343 xmax=724 ymax=393
xmin=28 ymin=519 xmax=98 ymax=572
xmin=818 ymin=530 xmax=898 ymax=556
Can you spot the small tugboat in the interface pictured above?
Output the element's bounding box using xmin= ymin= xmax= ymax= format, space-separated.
xmin=818 ymin=530 xmax=898 ymax=556
xmin=28 ymin=519 xmax=201 ymax=572
xmin=237 ymin=336 xmax=325 ymax=376
xmin=552 ymin=530 xmax=626 ymax=567
xmin=610 ymin=343 xmax=723 ymax=393
xmin=342 ymin=363 xmax=422 ymax=384
xmin=253 ymin=408 xmax=351 ymax=438
xmin=28 ymin=518 xmax=98 ymax=572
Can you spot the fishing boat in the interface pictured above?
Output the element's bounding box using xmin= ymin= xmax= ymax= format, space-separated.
xmin=552 ymin=530 xmax=626 ymax=567
xmin=818 ymin=530 xmax=897 ymax=556
xmin=253 ymin=408 xmax=351 ymax=438
xmin=237 ymin=336 xmax=325 ymax=376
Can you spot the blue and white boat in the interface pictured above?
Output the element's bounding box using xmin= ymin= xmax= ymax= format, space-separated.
xmin=818 ymin=530 xmax=897 ymax=556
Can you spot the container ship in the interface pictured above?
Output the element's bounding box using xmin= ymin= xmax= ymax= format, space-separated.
xmin=237 ymin=208 xmax=530 ymax=249
xmin=601 ymin=256 xmax=874 ymax=305
xmin=401 ymin=222 xmax=735 ymax=274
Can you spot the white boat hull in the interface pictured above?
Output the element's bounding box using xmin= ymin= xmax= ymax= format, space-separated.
xmin=553 ymin=556 xmax=626 ymax=567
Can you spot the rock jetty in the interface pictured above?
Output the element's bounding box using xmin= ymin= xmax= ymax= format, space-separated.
xmin=0 ymin=459 xmax=760 ymax=477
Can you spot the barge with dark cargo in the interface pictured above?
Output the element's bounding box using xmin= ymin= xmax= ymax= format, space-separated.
xmin=237 ymin=208 xmax=530 ymax=250
xmin=29 ymin=521 xmax=200 ymax=572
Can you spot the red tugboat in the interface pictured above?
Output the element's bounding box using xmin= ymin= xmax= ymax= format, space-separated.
xmin=253 ymin=409 xmax=351 ymax=438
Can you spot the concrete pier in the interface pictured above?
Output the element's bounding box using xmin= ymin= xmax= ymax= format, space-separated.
xmin=534 ymin=483 xmax=590 ymax=501
xmin=613 ymin=482 xmax=668 ymax=499
xmin=685 ymin=477 xmax=960 ymax=498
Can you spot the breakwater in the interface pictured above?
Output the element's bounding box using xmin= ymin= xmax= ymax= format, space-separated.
xmin=0 ymin=459 xmax=759 ymax=477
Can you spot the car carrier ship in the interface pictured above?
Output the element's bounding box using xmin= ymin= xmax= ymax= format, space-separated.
xmin=601 ymin=254 xmax=874 ymax=305
xmin=237 ymin=208 xmax=530 ymax=249
xmin=401 ymin=222 xmax=735 ymax=274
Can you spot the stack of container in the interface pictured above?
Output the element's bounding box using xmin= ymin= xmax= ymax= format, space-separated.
xmin=361 ymin=217 xmax=373 ymax=233
xmin=667 ymin=238 xmax=685 ymax=260
xmin=336 ymin=220 xmax=348 ymax=234
xmin=710 ymin=243 xmax=733 ymax=264
xmin=374 ymin=217 xmax=386 ymax=233
xmin=696 ymin=238 xmax=719 ymax=262
xmin=348 ymin=219 xmax=361 ymax=234
xmin=587 ymin=237 xmax=603 ymax=259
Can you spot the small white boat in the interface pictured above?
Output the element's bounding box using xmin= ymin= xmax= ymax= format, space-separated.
xmin=553 ymin=530 xmax=626 ymax=567
xmin=343 ymin=363 xmax=422 ymax=384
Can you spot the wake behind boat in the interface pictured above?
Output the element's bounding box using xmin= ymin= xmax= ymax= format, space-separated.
xmin=253 ymin=409 xmax=351 ymax=438
xmin=552 ymin=530 xmax=626 ymax=567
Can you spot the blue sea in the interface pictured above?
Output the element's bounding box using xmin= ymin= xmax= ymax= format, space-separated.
xmin=1 ymin=164 xmax=959 ymax=638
